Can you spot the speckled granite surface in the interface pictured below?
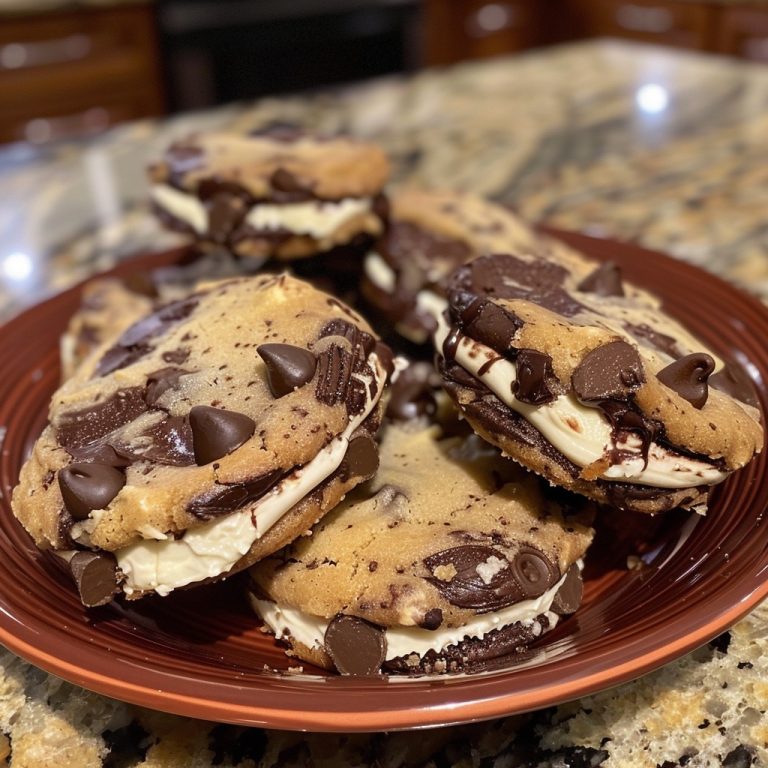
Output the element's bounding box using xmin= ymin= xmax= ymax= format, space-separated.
xmin=0 ymin=40 xmax=767 ymax=766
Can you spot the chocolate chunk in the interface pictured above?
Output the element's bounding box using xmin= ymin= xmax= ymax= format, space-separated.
xmin=96 ymin=296 xmax=199 ymax=376
xmin=657 ymin=353 xmax=715 ymax=409
xmin=419 ymin=608 xmax=443 ymax=630
xmin=207 ymin=192 xmax=248 ymax=243
xmin=577 ymin=262 xmax=624 ymax=297
xmin=269 ymin=167 xmax=316 ymax=202
xmin=57 ymin=388 xmax=147 ymax=450
xmin=339 ymin=431 xmax=379 ymax=482
xmin=722 ymin=746 xmax=756 ymax=768
xmin=58 ymin=463 xmax=125 ymax=520
xmin=320 ymin=319 xmax=377 ymax=358
xmin=161 ymin=347 xmax=190 ymax=365
xmin=69 ymin=551 xmax=119 ymax=607
xmin=145 ymin=367 xmax=191 ymax=407
xmin=510 ymin=546 xmax=559 ymax=598
xmin=711 ymin=362 xmax=759 ymax=408
xmin=315 ymin=344 xmax=355 ymax=409
xmin=572 ymin=341 xmax=645 ymax=402
xmin=624 ymin=322 xmax=681 ymax=359
xmin=386 ymin=362 xmax=438 ymax=421
xmin=257 ymin=344 xmax=317 ymax=399
xmin=324 ymin=615 xmax=386 ymax=676
xmin=66 ymin=444 xmax=132 ymax=467
xmin=448 ymin=254 xmax=586 ymax=317
xmin=188 ymin=469 xmax=284 ymax=519
xmin=449 ymin=293 xmax=523 ymax=355
xmin=551 ymin=563 xmax=583 ymax=615
xmin=140 ymin=415 xmax=195 ymax=466
xmin=425 ymin=545 xmax=526 ymax=612
xmin=513 ymin=349 xmax=557 ymax=405
xmin=189 ymin=405 xmax=256 ymax=465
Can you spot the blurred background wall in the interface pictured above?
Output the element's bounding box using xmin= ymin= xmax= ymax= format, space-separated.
xmin=2 ymin=0 xmax=767 ymax=146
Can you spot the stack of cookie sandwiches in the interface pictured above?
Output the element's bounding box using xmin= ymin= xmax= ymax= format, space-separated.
xmin=11 ymin=132 xmax=763 ymax=678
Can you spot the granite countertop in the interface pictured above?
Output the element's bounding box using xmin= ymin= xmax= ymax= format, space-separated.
xmin=0 ymin=40 xmax=767 ymax=767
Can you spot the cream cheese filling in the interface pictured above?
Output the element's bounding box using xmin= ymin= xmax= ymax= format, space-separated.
xmin=433 ymin=315 xmax=726 ymax=489
xmin=116 ymin=352 xmax=387 ymax=597
xmin=250 ymin=563 xmax=576 ymax=662
xmin=151 ymin=184 xmax=371 ymax=240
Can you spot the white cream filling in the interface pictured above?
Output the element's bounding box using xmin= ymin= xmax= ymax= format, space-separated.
xmin=245 ymin=197 xmax=371 ymax=238
xmin=433 ymin=315 xmax=726 ymax=489
xmin=151 ymin=183 xmax=371 ymax=240
xmin=117 ymin=352 xmax=386 ymax=597
xmin=250 ymin=563 xmax=575 ymax=662
xmin=151 ymin=184 xmax=208 ymax=234
xmin=363 ymin=251 xmax=397 ymax=293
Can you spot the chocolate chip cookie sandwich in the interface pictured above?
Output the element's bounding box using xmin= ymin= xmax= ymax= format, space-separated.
xmin=12 ymin=275 xmax=394 ymax=605
xmin=248 ymin=423 xmax=594 ymax=675
xmin=148 ymin=131 xmax=390 ymax=263
xmin=361 ymin=188 xmax=588 ymax=345
xmin=433 ymin=253 xmax=763 ymax=514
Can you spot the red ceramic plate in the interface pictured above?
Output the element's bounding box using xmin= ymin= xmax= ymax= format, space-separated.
xmin=0 ymin=232 xmax=766 ymax=731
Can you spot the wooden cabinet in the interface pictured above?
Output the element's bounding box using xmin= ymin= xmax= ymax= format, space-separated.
xmin=424 ymin=1 xmax=768 ymax=65
xmin=424 ymin=0 xmax=541 ymax=65
xmin=568 ymin=0 xmax=716 ymax=50
xmin=715 ymin=5 xmax=768 ymax=63
xmin=0 ymin=4 xmax=164 ymax=145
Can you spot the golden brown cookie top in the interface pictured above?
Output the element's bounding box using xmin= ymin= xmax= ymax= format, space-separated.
xmin=149 ymin=132 xmax=391 ymax=201
xmin=13 ymin=275 xmax=393 ymax=557
xmin=251 ymin=423 xmax=593 ymax=630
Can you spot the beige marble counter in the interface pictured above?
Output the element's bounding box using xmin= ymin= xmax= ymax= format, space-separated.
xmin=0 ymin=40 xmax=767 ymax=767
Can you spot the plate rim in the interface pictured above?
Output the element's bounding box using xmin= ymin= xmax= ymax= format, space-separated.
xmin=0 ymin=233 xmax=766 ymax=731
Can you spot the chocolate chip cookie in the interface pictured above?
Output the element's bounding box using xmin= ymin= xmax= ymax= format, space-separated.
xmin=248 ymin=423 xmax=594 ymax=675
xmin=148 ymin=131 xmax=390 ymax=262
xmin=361 ymin=188 xmax=587 ymax=344
xmin=12 ymin=275 xmax=394 ymax=604
xmin=434 ymin=253 xmax=763 ymax=514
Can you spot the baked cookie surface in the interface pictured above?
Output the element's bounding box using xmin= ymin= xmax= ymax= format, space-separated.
xmin=249 ymin=423 xmax=594 ymax=675
xmin=13 ymin=275 xmax=394 ymax=604
xmin=361 ymin=188 xmax=587 ymax=344
xmin=149 ymin=131 xmax=390 ymax=262
xmin=434 ymin=253 xmax=763 ymax=513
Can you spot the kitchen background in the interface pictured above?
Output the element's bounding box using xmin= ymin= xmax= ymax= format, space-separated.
xmin=1 ymin=0 xmax=768 ymax=147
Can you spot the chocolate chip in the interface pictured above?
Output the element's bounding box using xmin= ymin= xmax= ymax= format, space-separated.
xmin=339 ymin=432 xmax=379 ymax=482
xmin=513 ymin=349 xmax=557 ymax=405
xmin=551 ymin=563 xmax=583 ymax=615
xmin=425 ymin=545 xmax=526 ymax=612
xmin=324 ymin=615 xmax=386 ymax=676
xmin=657 ymin=353 xmax=716 ymax=409
xmin=257 ymin=344 xmax=317 ymax=398
xmin=572 ymin=340 xmax=645 ymax=402
xmin=577 ymin=262 xmax=624 ymax=297
xmin=511 ymin=546 xmax=559 ymax=598
xmin=189 ymin=406 xmax=256 ymax=465
xmin=419 ymin=608 xmax=443 ymax=630
xmin=58 ymin=463 xmax=125 ymax=520
xmin=69 ymin=551 xmax=119 ymax=607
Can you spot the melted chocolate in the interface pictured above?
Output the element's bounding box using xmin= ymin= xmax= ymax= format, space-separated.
xmin=447 ymin=254 xmax=586 ymax=317
xmin=139 ymin=415 xmax=195 ymax=467
xmin=96 ymin=296 xmax=199 ymax=376
xmin=187 ymin=470 xmax=285 ymax=519
xmin=513 ymin=349 xmax=558 ymax=405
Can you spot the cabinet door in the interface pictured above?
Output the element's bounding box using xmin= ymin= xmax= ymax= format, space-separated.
xmin=424 ymin=0 xmax=540 ymax=65
xmin=572 ymin=0 xmax=715 ymax=49
xmin=716 ymin=6 xmax=768 ymax=63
